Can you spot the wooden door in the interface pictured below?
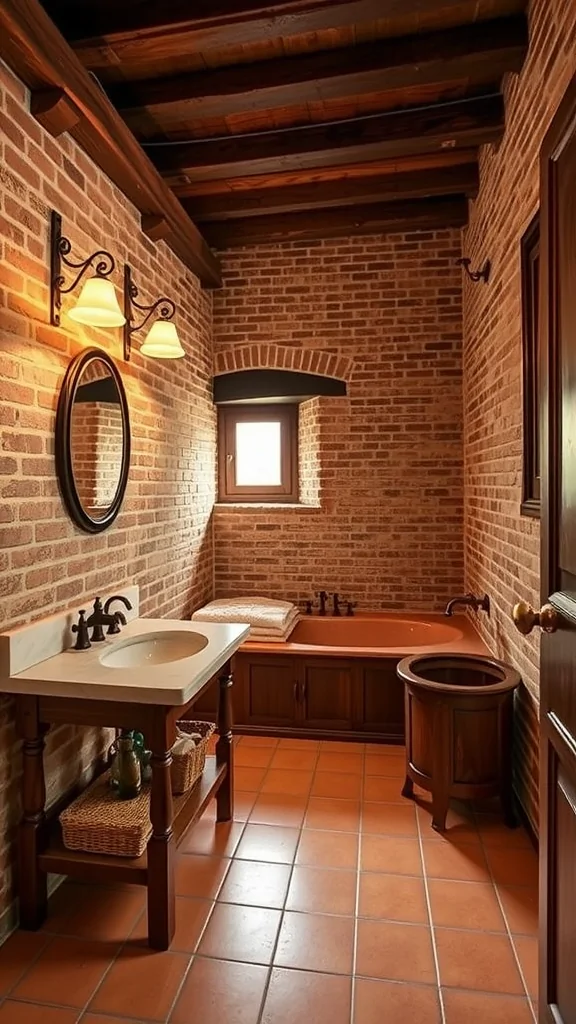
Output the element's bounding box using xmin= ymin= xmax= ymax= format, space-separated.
xmin=530 ymin=73 xmax=576 ymax=1024
xmin=300 ymin=660 xmax=353 ymax=731
xmin=237 ymin=655 xmax=299 ymax=727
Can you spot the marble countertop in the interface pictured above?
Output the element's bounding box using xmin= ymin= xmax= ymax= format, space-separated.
xmin=0 ymin=618 xmax=249 ymax=706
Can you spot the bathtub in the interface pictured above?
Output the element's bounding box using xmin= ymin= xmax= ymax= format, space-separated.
xmin=242 ymin=612 xmax=487 ymax=659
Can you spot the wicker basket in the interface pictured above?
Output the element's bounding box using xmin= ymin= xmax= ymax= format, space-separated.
xmin=171 ymin=720 xmax=215 ymax=795
xmin=59 ymin=770 xmax=152 ymax=858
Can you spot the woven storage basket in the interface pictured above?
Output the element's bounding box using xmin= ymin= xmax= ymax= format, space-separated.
xmin=171 ymin=720 xmax=215 ymax=795
xmin=59 ymin=770 xmax=152 ymax=858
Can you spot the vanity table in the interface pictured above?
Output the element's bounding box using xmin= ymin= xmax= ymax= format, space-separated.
xmin=2 ymin=617 xmax=249 ymax=951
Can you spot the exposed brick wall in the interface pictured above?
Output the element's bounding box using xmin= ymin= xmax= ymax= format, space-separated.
xmin=213 ymin=231 xmax=464 ymax=611
xmin=462 ymin=0 xmax=576 ymax=833
xmin=0 ymin=63 xmax=215 ymax=925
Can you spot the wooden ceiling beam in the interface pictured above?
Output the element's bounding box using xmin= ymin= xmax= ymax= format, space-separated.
xmin=182 ymin=163 xmax=479 ymax=220
xmin=43 ymin=1 xmax=471 ymax=58
xmin=200 ymin=195 xmax=469 ymax=247
xmin=110 ymin=17 xmax=526 ymax=124
xmin=151 ymin=94 xmax=504 ymax=181
xmin=0 ymin=0 xmax=221 ymax=287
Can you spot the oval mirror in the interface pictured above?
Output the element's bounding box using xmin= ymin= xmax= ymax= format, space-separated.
xmin=55 ymin=347 xmax=131 ymax=533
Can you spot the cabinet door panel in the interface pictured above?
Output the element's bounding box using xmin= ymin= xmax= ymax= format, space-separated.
xmin=245 ymin=660 xmax=298 ymax=726
xmin=360 ymin=661 xmax=405 ymax=739
xmin=301 ymin=661 xmax=353 ymax=730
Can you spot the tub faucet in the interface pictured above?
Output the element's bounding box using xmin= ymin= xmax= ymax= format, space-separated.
xmin=317 ymin=591 xmax=328 ymax=616
xmin=332 ymin=593 xmax=342 ymax=617
xmin=445 ymin=593 xmax=490 ymax=617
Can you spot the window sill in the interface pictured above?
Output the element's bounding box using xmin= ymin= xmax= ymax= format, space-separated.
xmin=214 ymin=502 xmax=321 ymax=510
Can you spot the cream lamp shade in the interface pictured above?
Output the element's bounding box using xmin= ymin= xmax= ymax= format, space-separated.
xmin=140 ymin=318 xmax=185 ymax=359
xmin=68 ymin=276 xmax=126 ymax=328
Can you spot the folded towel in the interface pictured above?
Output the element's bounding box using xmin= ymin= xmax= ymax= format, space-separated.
xmin=249 ymin=607 xmax=300 ymax=642
xmin=192 ymin=597 xmax=297 ymax=632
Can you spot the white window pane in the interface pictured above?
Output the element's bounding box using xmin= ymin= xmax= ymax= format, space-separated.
xmin=236 ymin=421 xmax=282 ymax=486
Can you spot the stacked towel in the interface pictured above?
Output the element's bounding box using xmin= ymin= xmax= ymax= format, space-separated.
xmin=192 ymin=597 xmax=299 ymax=642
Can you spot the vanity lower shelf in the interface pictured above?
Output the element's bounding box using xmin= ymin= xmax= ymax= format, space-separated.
xmin=39 ymin=757 xmax=227 ymax=886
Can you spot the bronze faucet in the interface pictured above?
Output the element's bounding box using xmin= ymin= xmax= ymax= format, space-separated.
xmin=104 ymin=594 xmax=133 ymax=634
xmin=445 ymin=593 xmax=490 ymax=617
xmin=332 ymin=593 xmax=342 ymax=616
xmin=87 ymin=595 xmax=132 ymax=642
xmin=317 ymin=591 xmax=328 ymax=616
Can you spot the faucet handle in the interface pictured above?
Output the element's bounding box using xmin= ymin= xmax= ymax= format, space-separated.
xmin=345 ymin=601 xmax=357 ymax=617
xmin=71 ymin=610 xmax=91 ymax=650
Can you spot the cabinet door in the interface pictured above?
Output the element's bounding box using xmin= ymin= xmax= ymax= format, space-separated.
xmin=242 ymin=657 xmax=299 ymax=727
xmin=300 ymin=660 xmax=353 ymax=730
xmin=358 ymin=661 xmax=405 ymax=740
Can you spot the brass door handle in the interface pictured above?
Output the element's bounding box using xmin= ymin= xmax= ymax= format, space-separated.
xmin=512 ymin=600 xmax=560 ymax=635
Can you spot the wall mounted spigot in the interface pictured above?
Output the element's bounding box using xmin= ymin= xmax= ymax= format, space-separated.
xmin=456 ymin=257 xmax=491 ymax=284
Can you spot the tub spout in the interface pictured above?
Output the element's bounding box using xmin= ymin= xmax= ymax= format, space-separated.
xmin=445 ymin=593 xmax=490 ymax=617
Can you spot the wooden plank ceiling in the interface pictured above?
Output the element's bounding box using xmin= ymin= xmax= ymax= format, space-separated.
xmin=41 ymin=0 xmax=528 ymax=248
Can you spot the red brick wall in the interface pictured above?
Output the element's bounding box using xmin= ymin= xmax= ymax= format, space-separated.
xmin=462 ymin=0 xmax=576 ymax=833
xmin=212 ymin=231 xmax=464 ymax=611
xmin=0 ymin=63 xmax=215 ymax=927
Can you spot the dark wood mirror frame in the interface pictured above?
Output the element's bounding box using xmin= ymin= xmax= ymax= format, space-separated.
xmin=55 ymin=347 xmax=131 ymax=534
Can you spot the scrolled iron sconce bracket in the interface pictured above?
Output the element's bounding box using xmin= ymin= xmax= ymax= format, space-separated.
xmin=50 ymin=210 xmax=117 ymax=326
xmin=123 ymin=264 xmax=177 ymax=361
xmin=457 ymin=257 xmax=491 ymax=284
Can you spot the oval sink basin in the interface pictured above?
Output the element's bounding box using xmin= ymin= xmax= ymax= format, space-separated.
xmin=100 ymin=631 xmax=208 ymax=669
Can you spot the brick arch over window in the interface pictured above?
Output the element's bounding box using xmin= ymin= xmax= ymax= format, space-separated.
xmin=214 ymin=344 xmax=353 ymax=383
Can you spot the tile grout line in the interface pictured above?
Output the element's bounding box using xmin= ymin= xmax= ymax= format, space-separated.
xmin=414 ymin=792 xmax=447 ymax=1024
xmin=349 ymin=745 xmax=366 ymax=1024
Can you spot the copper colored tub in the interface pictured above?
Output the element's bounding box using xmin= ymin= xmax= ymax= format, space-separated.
xmin=396 ymin=653 xmax=521 ymax=832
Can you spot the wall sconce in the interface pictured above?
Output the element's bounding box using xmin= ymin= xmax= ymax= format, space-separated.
xmin=50 ymin=211 xmax=125 ymax=328
xmin=457 ymin=257 xmax=491 ymax=284
xmin=123 ymin=265 xmax=184 ymax=360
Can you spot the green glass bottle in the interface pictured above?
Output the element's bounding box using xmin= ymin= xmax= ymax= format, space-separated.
xmin=116 ymin=730 xmax=142 ymax=800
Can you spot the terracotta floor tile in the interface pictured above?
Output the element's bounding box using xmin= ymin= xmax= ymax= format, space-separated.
xmin=83 ymin=1017 xmax=154 ymax=1024
xmin=484 ymin=847 xmax=539 ymax=887
xmin=218 ymin=859 xmax=292 ymax=909
xmin=358 ymin=873 xmax=428 ymax=923
xmin=275 ymin=911 xmax=355 ymax=974
xmin=427 ymin=880 xmax=506 ymax=931
xmin=305 ymin=797 xmax=361 ymax=833
xmin=354 ymin=978 xmax=442 ymax=1024
xmin=311 ymin=771 xmax=362 ymax=800
xmin=12 ymin=937 xmax=118 ymax=1008
xmin=513 ymin=935 xmax=538 ymax=999
xmin=180 ymin=818 xmax=244 ymax=857
xmin=0 ymin=1005 xmax=78 ymax=1024
xmin=249 ymin=793 xmax=307 ymax=828
xmin=0 ymin=932 xmax=48 ymax=996
xmin=175 ymin=854 xmax=229 ymax=898
xmin=128 ymin=896 xmax=213 ymax=953
xmin=320 ymin=740 xmax=365 ymax=753
xmin=235 ymin=824 xmax=300 ymax=864
xmin=497 ymin=885 xmax=539 ymax=936
xmin=198 ymin=902 xmax=281 ymax=964
xmin=364 ymin=754 xmax=405 ymax=777
xmin=235 ymin=766 xmax=268 ymax=791
xmin=239 ymin=735 xmax=278 ymax=748
xmin=365 ymin=743 xmax=405 ymax=755
xmin=296 ymin=829 xmax=359 ymax=869
xmin=171 ymin=957 xmax=268 ymax=1024
xmin=361 ymin=835 xmax=422 ymax=875
xmin=233 ymin=791 xmax=258 ymax=822
xmin=88 ymin=946 xmax=189 ymax=1020
xmin=235 ymin=746 xmax=275 ymax=768
xmin=260 ymin=769 xmax=314 ymax=797
xmin=416 ymin=800 xmax=480 ymax=842
xmin=422 ymin=840 xmax=489 ymax=881
xmin=356 ymin=919 xmax=436 ymax=984
xmin=44 ymin=883 xmax=145 ymax=942
xmin=362 ymin=801 xmax=418 ymax=836
xmin=442 ymin=989 xmax=534 ymax=1023
xmin=261 ymin=967 xmax=352 ymax=1024
xmin=270 ymin=749 xmax=318 ymax=771
xmin=316 ymin=751 xmax=364 ymax=774
xmin=277 ymin=738 xmax=320 ymax=751
xmin=435 ymin=928 xmax=524 ymax=994
xmin=476 ymin=815 xmax=532 ymax=848
xmin=363 ymin=776 xmax=407 ymax=803
xmin=287 ymin=866 xmax=357 ymax=916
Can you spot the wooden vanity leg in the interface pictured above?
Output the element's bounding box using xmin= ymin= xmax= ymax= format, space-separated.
xmin=17 ymin=696 xmax=48 ymax=930
xmin=147 ymin=714 xmax=175 ymax=951
xmin=216 ymin=660 xmax=234 ymax=822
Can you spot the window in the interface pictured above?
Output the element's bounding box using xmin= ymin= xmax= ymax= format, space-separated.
xmin=521 ymin=212 xmax=540 ymax=517
xmin=218 ymin=404 xmax=298 ymax=503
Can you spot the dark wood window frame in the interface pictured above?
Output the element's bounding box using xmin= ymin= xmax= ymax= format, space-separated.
xmin=521 ymin=211 xmax=541 ymax=518
xmin=218 ymin=403 xmax=299 ymax=503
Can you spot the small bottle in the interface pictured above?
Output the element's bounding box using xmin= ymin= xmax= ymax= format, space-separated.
xmin=117 ymin=730 xmax=142 ymax=800
xmin=108 ymin=739 xmax=120 ymax=790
